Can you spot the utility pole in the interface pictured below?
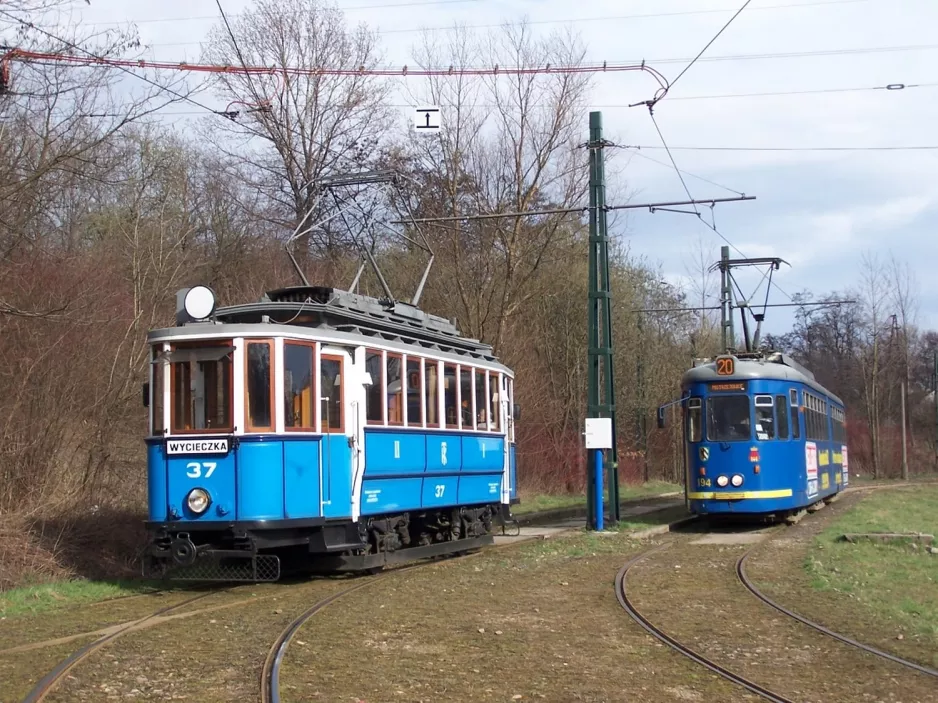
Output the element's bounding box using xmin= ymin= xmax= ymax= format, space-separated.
xmin=718 ymin=246 xmax=734 ymax=352
xmin=586 ymin=111 xmax=620 ymax=529
xmin=900 ymin=380 xmax=908 ymax=480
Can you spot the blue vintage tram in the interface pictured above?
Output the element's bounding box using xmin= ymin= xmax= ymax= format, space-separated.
xmin=142 ymin=285 xmax=518 ymax=581
xmin=675 ymin=351 xmax=847 ymax=517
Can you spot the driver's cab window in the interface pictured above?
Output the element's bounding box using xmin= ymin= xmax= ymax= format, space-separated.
xmin=686 ymin=397 xmax=702 ymax=442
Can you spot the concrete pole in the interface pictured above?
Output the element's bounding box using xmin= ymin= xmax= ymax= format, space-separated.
xmin=901 ymin=380 xmax=908 ymax=480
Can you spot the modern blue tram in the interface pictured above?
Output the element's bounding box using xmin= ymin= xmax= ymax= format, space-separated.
xmin=672 ymin=351 xmax=848 ymax=518
xmin=142 ymin=284 xmax=519 ymax=581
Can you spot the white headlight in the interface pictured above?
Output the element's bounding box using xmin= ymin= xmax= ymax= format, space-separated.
xmin=716 ymin=475 xmax=729 ymax=487
xmin=731 ymin=474 xmax=744 ymax=487
xmin=183 ymin=285 xmax=216 ymax=320
xmin=187 ymin=488 xmax=211 ymax=514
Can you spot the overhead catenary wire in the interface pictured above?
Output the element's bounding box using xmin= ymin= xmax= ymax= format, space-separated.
xmin=0 ymin=7 xmax=230 ymax=118
xmin=97 ymin=0 xmax=878 ymax=38
xmin=620 ymin=144 xmax=938 ymax=152
xmin=665 ymin=0 xmax=753 ymax=97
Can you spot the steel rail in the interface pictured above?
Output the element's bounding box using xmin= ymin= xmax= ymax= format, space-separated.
xmin=736 ymin=550 xmax=938 ymax=679
xmin=21 ymin=589 xmax=226 ymax=703
xmin=614 ymin=543 xmax=797 ymax=703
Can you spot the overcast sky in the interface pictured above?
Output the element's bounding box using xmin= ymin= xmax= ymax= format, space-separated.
xmin=17 ymin=0 xmax=938 ymax=335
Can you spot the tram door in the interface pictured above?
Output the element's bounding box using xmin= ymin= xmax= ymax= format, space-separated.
xmin=320 ymin=348 xmax=354 ymax=519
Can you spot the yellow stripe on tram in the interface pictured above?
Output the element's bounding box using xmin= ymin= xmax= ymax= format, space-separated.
xmin=687 ymin=489 xmax=794 ymax=500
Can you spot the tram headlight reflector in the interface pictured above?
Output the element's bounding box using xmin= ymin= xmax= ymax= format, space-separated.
xmin=183 ymin=285 xmax=216 ymax=320
xmin=716 ymin=475 xmax=729 ymax=487
xmin=731 ymin=474 xmax=744 ymax=487
xmin=187 ymin=488 xmax=211 ymax=514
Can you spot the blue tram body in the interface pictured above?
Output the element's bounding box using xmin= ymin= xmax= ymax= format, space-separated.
xmin=680 ymin=352 xmax=848 ymax=517
xmin=142 ymin=285 xmax=519 ymax=581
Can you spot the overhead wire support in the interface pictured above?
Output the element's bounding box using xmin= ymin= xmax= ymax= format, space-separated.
xmin=390 ymin=196 xmax=755 ymax=225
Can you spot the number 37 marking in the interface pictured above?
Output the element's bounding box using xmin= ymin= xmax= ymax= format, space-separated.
xmin=186 ymin=461 xmax=217 ymax=478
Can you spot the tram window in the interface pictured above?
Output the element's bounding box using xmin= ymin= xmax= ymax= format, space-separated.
xmin=706 ymin=395 xmax=751 ymax=441
xmin=444 ymin=364 xmax=458 ymax=429
xmin=686 ymin=398 xmax=702 ymax=442
xmin=386 ymin=354 xmax=403 ymax=425
xmin=775 ymin=395 xmax=789 ymax=439
xmin=168 ymin=344 xmax=233 ymax=433
xmin=460 ymin=368 xmax=474 ymax=429
xmin=754 ymin=395 xmax=775 ymax=440
xmin=406 ymin=358 xmax=423 ymax=427
xmin=425 ymin=361 xmax=440 ymax=428
xmin=151 ymin=348 xmax=164 ymax=434
xmin=474 ymin=369 xmax=489 ymax=430
xmin=790 ymin=391 xmax=801 ymax=439
xmin=365 ymin=351 xmax=383 ymax=425
xmin=489 ymin=372 xmax=500 ymax=432
xmin=284 ymin=342 xmax=315 ymax=430
xmin=245 ymin=341 xmax=273 ymax=431
xmin=320 ymin=355 xmax=343 ymax=432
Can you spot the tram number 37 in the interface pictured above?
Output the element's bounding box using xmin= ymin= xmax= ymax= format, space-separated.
xmin=435 ymin=484 xmax=445 ymax=498
xmin=186 ymin=461 xmax=217 ymax=478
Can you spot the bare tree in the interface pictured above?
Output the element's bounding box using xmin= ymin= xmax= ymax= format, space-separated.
xmin=201 ymin=0 xmax=393 ymax=266
xmin=398 ymin=22 xmax=593 ymax=352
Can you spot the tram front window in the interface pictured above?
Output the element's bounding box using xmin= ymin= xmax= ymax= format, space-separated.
xmin=706 ymin=395 xmax=751 ymax=441
xmin=165 ymin=343 xmax=234 ymax=432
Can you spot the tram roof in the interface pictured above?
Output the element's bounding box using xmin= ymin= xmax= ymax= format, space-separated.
xmin=151 ymin=285 xmax=503 ymax=365
xmin=682 ymin=352 xmax=844 ymax=406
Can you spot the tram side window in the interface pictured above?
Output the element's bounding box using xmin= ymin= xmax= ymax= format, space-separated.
xmin=246 ymin=341 xmax=272 ymax=431
xmin=444 ymin=364 xmax=458 ymax=429
xmin=284 ymin=342 xmax=315 ymax=430
xmin=365 ymin=350 xmax=383 ymax=425
xmin=460 ymin=368 xmax=474 ymax=429
xmin=320 ymin=355 xmax=343 ymax=432
xmin=754 ymin=395 xmax=775 ymax=440
xmin=706 ymin=395 xmax=751 ymax=441
xmin=387 ymin=354 xmax=403 ymax=425
xmin=474 ymin=369 xmax=489 ymax=430
xmin=425 ymin=361 xmax=440 ymax=428
xmin=170 ymin=345 xmax=233 ymax=432
xmin=489 ymin=372 xmax=500 ymax=432
xmin=775 ymin=395 xmax=790 ymax=440
xmin=790 ymin=389 xmax=800 ymax=439
xmin=406 ymin=358 xmax=423 ymax=427
xmin=151 ymin=348 xmax=164 ymax=434
xmin=686 ymin=398 xmax=702 ymax=442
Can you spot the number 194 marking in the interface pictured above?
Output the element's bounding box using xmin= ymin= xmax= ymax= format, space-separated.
xmin=186 ymin=461 xmax=217 ymax=478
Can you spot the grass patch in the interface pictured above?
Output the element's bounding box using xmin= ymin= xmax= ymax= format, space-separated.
xmin=0 ymin=579 xmax=163 ymax=618
xmin=513 ymin=480 xmax=681 ymax=515
xmin=806 ymin=485 xmax=938 ymax=641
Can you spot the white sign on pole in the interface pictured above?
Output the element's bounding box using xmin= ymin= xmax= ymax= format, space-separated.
xmin=414 ymin=105 xmax=441 ymax=133
xmin=584 ymin=417 xmax=613 ymax=449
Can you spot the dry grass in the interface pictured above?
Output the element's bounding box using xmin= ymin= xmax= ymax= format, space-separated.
xmin=0 ymin=506 xmax=146 ymax=593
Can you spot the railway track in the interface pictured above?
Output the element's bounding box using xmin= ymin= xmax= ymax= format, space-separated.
xmin=19 ymin=588 xmax=231 ymax=703
xmin=737 ymin=545 xmax=938 ymax=679
xmin=615 ymin=542 xmax=797 ymax=703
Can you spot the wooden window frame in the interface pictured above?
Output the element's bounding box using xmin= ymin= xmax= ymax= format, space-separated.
xmin=405 ymin=355 xmax=423 ymax=429
xmin=365 ymin=348 xmax=385 ymax=427
xmin=387 ymin=352 xmax=404 ymax=426
xmin=424 ymin=358 xmax=441 ymax=429
xmin=320 ymin=353 xmax=345 ymax=434
xmin=283 ymin=340 xmax=317 ymax=432
xmin=168 ymin=340 xmax=234 ymax=435
xmin=444 ymin=363 xmax=459 ymax=430
xmin=244 ymin=339 xmax=275 ymax=433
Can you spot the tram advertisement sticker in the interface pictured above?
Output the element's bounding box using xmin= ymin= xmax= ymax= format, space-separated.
xmin=805 ymin=441 xmax=818 ymax=479
xmin=698 ymin=446 xmax=709 ymax=462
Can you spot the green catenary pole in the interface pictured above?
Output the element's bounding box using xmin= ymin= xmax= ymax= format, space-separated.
xmin=587 ymin=111 xmax=620 ymax=528
xmin=719 ymin=245 xmax=734 ymax=353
